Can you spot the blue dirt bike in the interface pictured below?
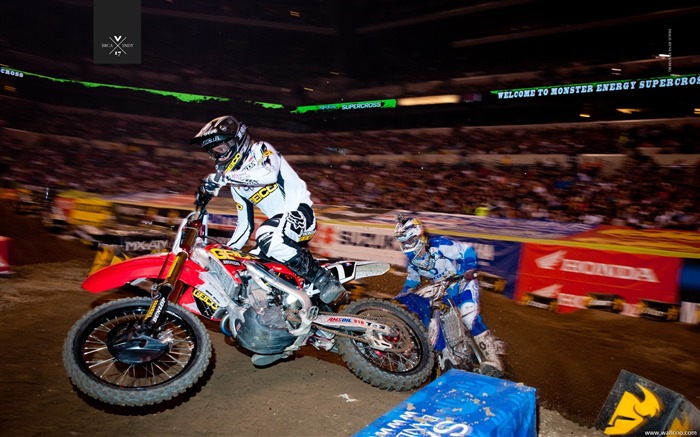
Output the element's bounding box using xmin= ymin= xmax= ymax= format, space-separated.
xmin=394 ymin=275 xmax=506 ymax=377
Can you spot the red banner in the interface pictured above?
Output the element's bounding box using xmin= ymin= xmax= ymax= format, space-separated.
xmin=516 ymin=244 xmax=681 ymax=314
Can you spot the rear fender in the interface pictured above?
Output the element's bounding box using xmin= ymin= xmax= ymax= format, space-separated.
xmin=81 ymin=253 xmax=205 ymax=293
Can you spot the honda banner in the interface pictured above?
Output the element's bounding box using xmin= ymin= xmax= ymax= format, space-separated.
xmin=516 ymin=244 xmax=681 ymax=315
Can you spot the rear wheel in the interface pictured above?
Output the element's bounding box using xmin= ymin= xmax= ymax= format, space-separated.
xmin=63 ymin=297 xmax=212 ymax=407
xmin=337 ymin=298 xmax=434 ymax=391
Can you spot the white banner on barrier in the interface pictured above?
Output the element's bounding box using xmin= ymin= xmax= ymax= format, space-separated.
xmin=309 ymin=222 xmax=407 ymax=266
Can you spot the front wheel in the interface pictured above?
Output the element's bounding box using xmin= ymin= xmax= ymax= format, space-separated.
xmin=63 ymin=297 xmax=212 ymax=407
xmin=337 ymin=298 xmax=434 ymax=391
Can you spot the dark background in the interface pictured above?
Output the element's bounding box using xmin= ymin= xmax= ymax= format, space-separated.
xmin=1 ymin=3 xmax=699 ymax=433
xmin=2 ymin=0 xmax=699 ymax=132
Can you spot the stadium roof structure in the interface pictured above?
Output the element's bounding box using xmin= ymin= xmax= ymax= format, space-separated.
xmin=2 ymin=0 xmax=699 ymax=131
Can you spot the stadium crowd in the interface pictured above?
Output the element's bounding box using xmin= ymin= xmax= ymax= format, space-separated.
xmin=3 ymin=100 xmax=700 ymax=156
xmin=1 ymin=117 xmax=698 ymax=231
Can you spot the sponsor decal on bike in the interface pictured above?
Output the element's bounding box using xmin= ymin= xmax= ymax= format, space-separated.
xmin=145 ymin=297 xmax=166 ymax=322
xmin=327 ymin=316 xmax=364 ymax=325
xmin=210 ymin=247 xmax=255 ymax=261
xmin=192 ymin=289 xmax=219 ymax=317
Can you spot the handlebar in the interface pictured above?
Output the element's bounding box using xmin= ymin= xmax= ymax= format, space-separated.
xmin=169 ymin=199 xmax=210 ymax=254
xmin=196 ymin=202 xmax=209 ymax=223
xmin=414 ymin=275 xmax=462 ymax=300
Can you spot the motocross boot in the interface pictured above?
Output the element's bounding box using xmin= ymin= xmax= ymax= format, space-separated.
xmin=474 ymin=330 xmax=505 ymax=378
xmin=286 ymin=249 xmax=345 ymax=304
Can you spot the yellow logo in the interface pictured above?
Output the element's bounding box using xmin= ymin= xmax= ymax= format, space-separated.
xmin=249 ymin=183 xmax=278 ymax=204
xmin=669 ymin=414 xmax=691 ymax=431
xmin=193 ymin=289 xmax=218 ymax=310
xmin=210 ymin=247 xmax=254 ymax=261
xmin=604 ymin=384 xmax=662 ymax=435
xmin=224 ymin=152 xmax=242 ymax=172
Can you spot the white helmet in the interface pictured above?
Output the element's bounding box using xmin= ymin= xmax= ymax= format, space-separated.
xmin=394 ymin=215 xmax=427 ymax=257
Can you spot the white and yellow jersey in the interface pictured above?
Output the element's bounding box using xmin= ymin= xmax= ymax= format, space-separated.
xmin=210 ymin=141 xmax=313 ymax=250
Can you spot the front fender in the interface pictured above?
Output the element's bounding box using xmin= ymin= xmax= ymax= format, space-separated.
xmin=82 ymin=253 xmax=205 ymax=293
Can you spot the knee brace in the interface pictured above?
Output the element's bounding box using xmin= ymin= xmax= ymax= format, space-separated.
xmin=459 ymin=301 xmax=478 ymax=330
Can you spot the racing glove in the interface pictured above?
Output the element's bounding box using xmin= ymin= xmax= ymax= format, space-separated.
xmin=194 ymin=175 xmax=221 ymax=207
xmin=463 ymin=268 xmax=477 ymax=281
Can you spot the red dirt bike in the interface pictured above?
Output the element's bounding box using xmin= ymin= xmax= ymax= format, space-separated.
xmin=62 ymin=200 xmax=434 ymax=407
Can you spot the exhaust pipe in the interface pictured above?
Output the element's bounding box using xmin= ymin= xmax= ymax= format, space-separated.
xmin=243 ymin=261 xmax=317 ymax=335
xmin=242 ymin=261 xmax=313 ymax=313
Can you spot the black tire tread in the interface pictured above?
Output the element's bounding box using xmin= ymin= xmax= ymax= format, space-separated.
xmin=337 ymin=298 xmax=434 ymax=392
xmin=62 ymin=297 xmax=212 ymax=407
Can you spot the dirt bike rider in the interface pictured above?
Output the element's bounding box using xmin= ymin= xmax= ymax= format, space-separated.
xmin=190 ymin=116 xmax=345 ymax=361
xmin=393 ymin=215 xmax=505 ymax=377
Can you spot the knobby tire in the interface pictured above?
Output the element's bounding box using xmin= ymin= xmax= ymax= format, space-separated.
xmin=63 ymin=297 xmax=212 ymax=407
xmin=336 ymin=298 xmax=434 ymax=391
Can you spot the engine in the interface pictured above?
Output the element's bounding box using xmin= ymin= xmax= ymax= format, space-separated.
xmin=235 ymin=305 xmax=297 ymax=355
xmin=196 ymin=250 xmax=311 ymax=355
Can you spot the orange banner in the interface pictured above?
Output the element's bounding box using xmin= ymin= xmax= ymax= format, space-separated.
xmin=562 ymin=225 xmax=700 ymax=258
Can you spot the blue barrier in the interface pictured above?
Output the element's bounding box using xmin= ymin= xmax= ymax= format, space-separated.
xmin=354 ymin=369 xmax=537 ymax=437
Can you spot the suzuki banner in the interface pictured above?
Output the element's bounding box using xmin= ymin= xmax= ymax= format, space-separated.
xmin=516 ymin=244 xmax=681 ymax=315
xmin=308 ymin=222 xmax=523 ymax=298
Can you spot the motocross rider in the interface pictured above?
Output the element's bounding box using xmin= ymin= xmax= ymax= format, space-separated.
xmin=191 ymin=116 xmax=345 ymax=362
xmin=393 ymin=216 xmax=505 ymax=377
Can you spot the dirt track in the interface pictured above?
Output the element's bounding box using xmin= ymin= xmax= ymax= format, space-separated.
xmin=1 ymin=200 xmax=698 ymax=436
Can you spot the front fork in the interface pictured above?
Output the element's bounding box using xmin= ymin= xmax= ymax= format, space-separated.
xmin=107 ymin=252 xmax=191 ymax=365
xmin=142 ymin=223 xmax=199 ymax=331
xmin=142 ymin=251 xmax=189 ymax=331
